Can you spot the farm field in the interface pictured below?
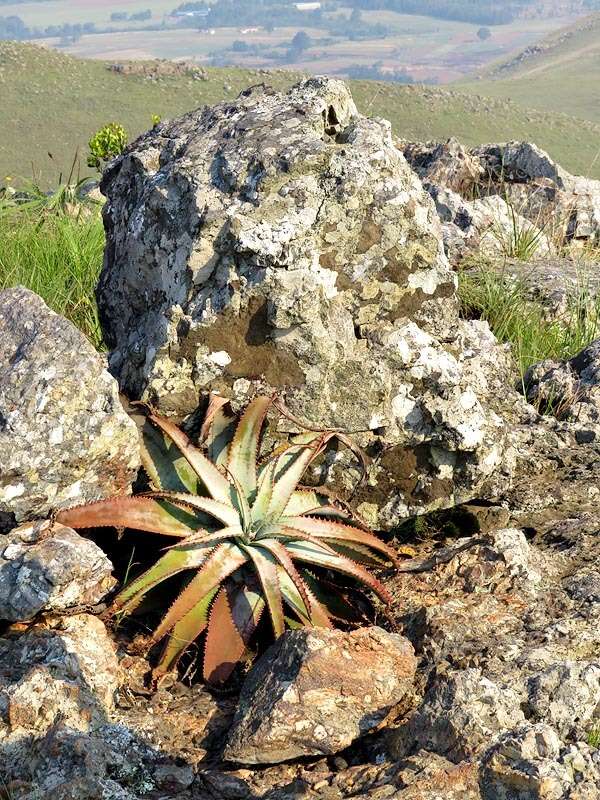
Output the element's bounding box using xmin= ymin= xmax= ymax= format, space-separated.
xmin=33 ymin=10 xmax=580 ymax=83
xmin=2 ymin=41 xmax=600 ymax=190
xmin=0 ymin=0 xmax=182 ymax=27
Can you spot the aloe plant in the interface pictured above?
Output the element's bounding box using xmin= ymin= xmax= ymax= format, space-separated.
xmin=57 ymin=396 xmax=398 ymax=683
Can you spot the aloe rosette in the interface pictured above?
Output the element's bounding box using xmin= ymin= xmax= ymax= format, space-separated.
xmin=57 ymin=396 xmax=398 ymax=683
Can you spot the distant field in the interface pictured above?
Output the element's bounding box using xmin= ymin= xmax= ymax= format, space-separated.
xmin=459 ymin=13 xmax=600 ymax=124
xmin=1 ymin=41 xmax=600 ymax=189
xmin=27 ymin=6 xmax=581 ymax=83
xmin=0 ymin=0 xmax=179 ymax=26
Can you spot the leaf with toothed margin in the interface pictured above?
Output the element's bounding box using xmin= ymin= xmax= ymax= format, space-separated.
xmin=281 ymin=515 xmax=401 ymax=567
xmin=129 ymin=406 xmax=199 ymax=494
xmin=56 ymin=496 xmax=203 ymax=537
xmin=278 ymin=567 xmax=332 ymax=628
xmin=148 ymin=413 xmax=233 ymax=505
xmin=151 ymin=542 xmax=248 ymax=645
xmin=267 ymin=439 xmax=325 ymax=521
xmin=227 ymin=580 xmax=266 ymax=643
xmin=112 ymin=541 xmax=214 ymax=614
xmin=284 ymin=539 xmax=393 ymax=605
xmin=227 ymin=396 xmax=272 ymax=497
xmin=301 ymin=570 xmax=366 ymax=624
xmin=253 ymin=538 xmax=311 ymax=616
xmin=154 ymin=586 xmax=218 ymax=678
xmin=251 ymin=457 xmax=276 ymax=522
xmin=202 ymin=395 xmax=237 ymax=466
xmin=242 ymin=544 xmax=285 ymax=638
xmin=140 ymin=491 xmax=238 ymax=527
xmin=203 ymin=586 xmax=246 ymax=684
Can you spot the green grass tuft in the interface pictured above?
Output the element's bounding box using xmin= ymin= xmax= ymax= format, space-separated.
xmin=588 ymin=726 xmax=600 ymax=748
xmin=459 ymin=262 xmax=600 ymax=379
xmin=0 ymin=206 xmax=105 ymax=349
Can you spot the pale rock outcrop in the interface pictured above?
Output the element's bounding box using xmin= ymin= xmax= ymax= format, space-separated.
xmin=402 ymin=138 xmax=600 ymax=263
xmin=97 ymin=77 xmax=531 ymax=526
xmin=481 ymin=724 xmax=600 ymax=800
xmin=406 ymin=669 xmax=526 ymax=762
xmin=0 ymin=286 xmax=140 ymax=523
xmin=524 ymin=339 xmax=600 ymax=441
xmin=224 ymin=626 xmax=417 ymax=764
xmin=0 ymin=519 xmax=115 ymax=621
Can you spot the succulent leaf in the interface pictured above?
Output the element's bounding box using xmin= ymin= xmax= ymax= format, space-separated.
xmin=130 ymin=408 xmax=199 ymax=493
xmin=151 ymin=542 xmax=248 ymax=644
xmin=282 ymin=515 xmax=401 ymax=567
xmin=155 ymin=586 xmax=218 ymax=677
xmin=227 ymin=396 xmax=272 ymax=496
xmin=243 ymin=544 xmax=285 ymax=637
xmin=56 ymin=496 xmax=202 ymax=537
xmin=203 ymin=587 xmax=246 ymax=684
xmin=148 ymin=413 xmax=232 ymax=504
xmin=284 ymin=539 xmax=393 ymax=605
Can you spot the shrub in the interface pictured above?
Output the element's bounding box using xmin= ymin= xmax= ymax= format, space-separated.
xmin=87 ymin=122 xmax=128 ymax=171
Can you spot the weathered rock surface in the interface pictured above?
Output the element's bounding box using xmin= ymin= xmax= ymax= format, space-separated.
xmin=401 ymin=137 xmax=600 ymax=263
xmin=481 ymin=724 xmax=600 ymax=800
xmin=0 ymin=615 xmax=119 ymax=780
xmin=0 ymin=286 xmax=140 ymax=523
xmin=225 ymin=626 xmax=417 ymax=764
xmin=524 ymin=339 xmax=600 ymax=440
xmin=0 ymin=519 xmax=115 ymax=621
xmin=98 ymin=77 xmax=537 ymax=526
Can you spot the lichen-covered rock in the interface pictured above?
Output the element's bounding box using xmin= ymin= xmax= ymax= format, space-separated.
xmin=402 ymin=138 xmax=600 ymax=256
xmin=97 ymin=76 xmax=530 ymax=525
xmin=0 ymin=519 xmax=115 ymax=622
xmin=0 ymin=287 xmax=140 ymax=522
xmin=0 ymin=614 xmax=119 ymax=786
xmin=481 ymin=724 xmax=600 ymax=800
xmin=224 ymin=626 xmax=417 ymax=764
xmin=524 ymin=339 xmax=600 ymax=441
xmin=526 ymin=662 xmax=600 ymax=741
xmin=405 ymin=669 xmax=526 ymax=762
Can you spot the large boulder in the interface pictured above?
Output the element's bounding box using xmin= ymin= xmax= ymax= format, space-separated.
xmin=224 ymin=626 xmax=417 ymax=764
xmin=0 ymin=287 xmax=140 ymax=523
xmin=98 ymin=77 xmax=527 ymax=525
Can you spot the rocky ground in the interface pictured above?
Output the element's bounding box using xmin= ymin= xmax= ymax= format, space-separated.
xmin=1 ymin=77 xmax=600 ymax=799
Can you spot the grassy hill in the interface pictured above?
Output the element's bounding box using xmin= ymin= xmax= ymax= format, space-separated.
xmin=2 ymin=40 xmax=600 ymax=187
xmin=459 ymin=13 xmax=600 ymax=127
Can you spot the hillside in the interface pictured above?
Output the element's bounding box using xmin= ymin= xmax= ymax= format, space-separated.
xmin=1 ymin=40 xmax=600 ymax=186
xmin=459 ymin=13 xmax=600 ymax=125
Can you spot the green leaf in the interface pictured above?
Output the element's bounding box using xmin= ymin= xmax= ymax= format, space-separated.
xmin=227 ymin=396 xmax=272 ymax=497
xmin=228 ymin=581 xmax=266 ymax=643
xmin=243 ymin=543 xmax=285 ymax=638
xmin=142 ymin=491 xmax=239 ymax=527
xmin=254 ymin=538 xmax=311 ymax=616
xmin=57 ymin=496 xmax=202 ymax=537
xmin=151 ymin=542 xmax=248 ymax=644
xmin=267 ymin=438 xmax=325 ymax=520
xmin=154 ymin=586 xmax=218 ymax=677
xmin=282 ymin=515 xmax=401 ymax=567
xmin=148 ymin=413 xmax=233 ymax=505
xmin=284 ymin=539 xmax=393 ymax=605
xmin=130 ymin=407 xmax=199 ymax=493
xmin=113 ymin=541 xmax=214 ymax=614
xmin=203 ymin=395 xmax=236 ymax=467
xmin=278 ymin=567 xmax=332 ymax=628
